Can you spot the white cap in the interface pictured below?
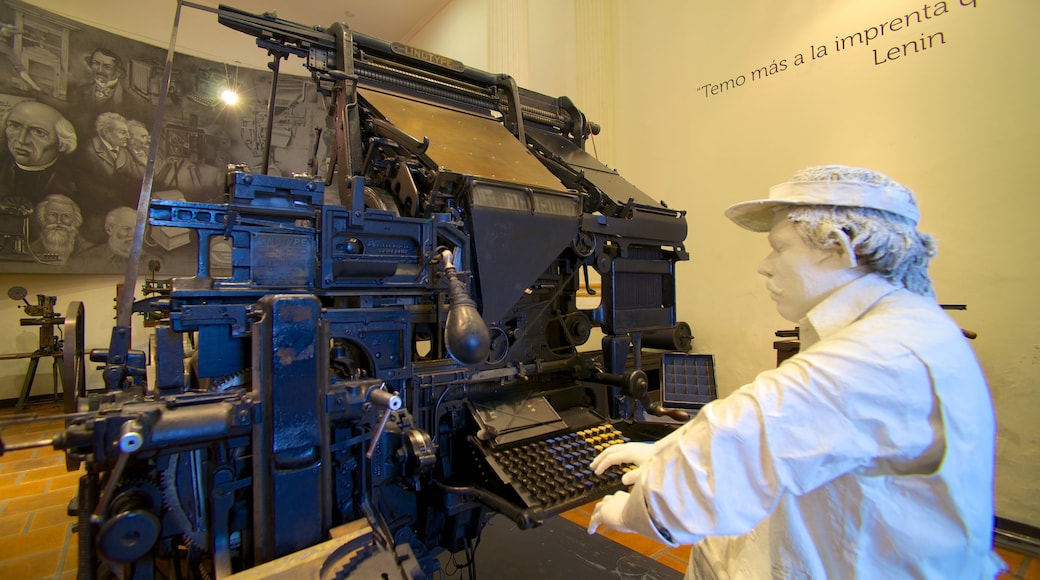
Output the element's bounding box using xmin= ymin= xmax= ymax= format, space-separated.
xmin=725 ymin=165 xmax=921 ymax=232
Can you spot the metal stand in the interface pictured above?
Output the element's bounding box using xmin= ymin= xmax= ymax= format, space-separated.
xmin=11 ymin=345 xmax=62 ymax=412
xmin=3 ymin=287 xmax=86 ymax=412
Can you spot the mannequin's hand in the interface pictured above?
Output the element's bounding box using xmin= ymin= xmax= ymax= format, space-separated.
xmin=589 ymin=442 xmax=655 ymax=485
xmin=587 ymin=491 xmax=635 ymax=535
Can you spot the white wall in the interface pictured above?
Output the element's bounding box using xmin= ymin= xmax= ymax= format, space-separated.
xmin=410 ymin=0 xmax=488 ymax=74
xmin=18 ymin=0 xmax=273 ymax=68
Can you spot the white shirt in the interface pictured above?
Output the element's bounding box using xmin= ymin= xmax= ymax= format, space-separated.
xmin=618 ymin=273 xmax=1003 ymax=579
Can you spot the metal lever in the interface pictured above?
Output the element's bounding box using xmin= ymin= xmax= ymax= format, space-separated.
xmin=592 ymin=368 xmax=691 ymax=423
xmin=365 ymin=386 xmax=403 ymax=459
xmin=92 ymin=420 xmax=145 ymax=523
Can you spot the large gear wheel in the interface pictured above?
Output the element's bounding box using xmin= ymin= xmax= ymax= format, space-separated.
xmin=337 ymin=545 xmax=410 ymax=579
xmin=320 ymin=535 xmax=424 ymax=580
xmin=324 ymin=541 xmax=378 ymax=580
xmin=160 ymin=452 xmax=209 ymax=550
xmin=210 ymin=368 xmax=251 ymax=391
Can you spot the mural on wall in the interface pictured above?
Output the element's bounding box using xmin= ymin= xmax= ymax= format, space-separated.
xmin=0 ymin=0 xmax=330 ymax=275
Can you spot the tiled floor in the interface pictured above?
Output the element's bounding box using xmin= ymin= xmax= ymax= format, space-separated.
xmin=0 ymin=402 xmax=79 ymax=579
xmin=2 ymin=400 xmax=1037 ymax=579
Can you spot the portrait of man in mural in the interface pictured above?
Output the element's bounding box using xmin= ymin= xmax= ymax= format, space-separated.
xmin=85 ymin=111 xmax=131 ymax=177
xmin=67 ymin=47 xmax=152 ymax=136
xmin=70 ymin=205 xmax=157 ymax=273
xmin=29 ymin=193 xmax=92 ymax=265
xmin=1 ymin=99 xmax=78 ymax=199
xmin=124 ymin=119 xmax=150 ymax=179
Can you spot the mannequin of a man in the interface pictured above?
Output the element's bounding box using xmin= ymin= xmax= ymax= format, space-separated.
xmin=588 ymin=165 xmax=1002 ymax=578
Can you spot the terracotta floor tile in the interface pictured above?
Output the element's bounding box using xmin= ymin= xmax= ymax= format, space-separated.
xmin=576 ymin=499 xmax=598 ymax=514
xmin=0 ymin=522 xmax=69 ymax=561
xmin=666 ymin=543 xmax=691 ymax=561
xmin=20 ymin=420 xmax=64 ymax=436
xmin=2 ymin=422 xmax=58 ymax=440
xmin=20 ymin=463 xmax=70 ymax=483
xmin=0 ymin=477 xmax=47 ymax=499
xmin=0 ymin=548 xmax=63 ymax=579
xmin=655 ymin=552 xmax=688 ymax=574
xmin=4 ymin=486 xmax=76 ymax=515
xmin=598 ymin=527 xmax=670 ymax=558
xmin=0 ymin=446 xmax=38 ymax=465
xmin=2 ymin=417 xmax=56 ymax=433
xmin=46 ymin=471 xmax=83 ymax=493
xmin=1025 ymin=557 xmax=1040 ymax=580
xmin=0 ymin=471 xmax=21 ymax=488
xmin=0 ymin=511 xmax=30 ymax=537
xmin=0 ymin=453 xmax=64 ymax=474
xmin=62 ymin=538 xmax=79 ymax=573
xmin=29 ymin=505 xmax=76 ymax=532
xmin=998 ymin=547 xmax=1025 ymax=572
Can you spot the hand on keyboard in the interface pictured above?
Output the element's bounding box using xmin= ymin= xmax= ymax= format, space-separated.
xmin=589 ymin=441 xmax=655 ymax=486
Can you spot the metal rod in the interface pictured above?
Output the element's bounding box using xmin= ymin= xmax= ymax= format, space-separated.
xmin=1 ymin=438 xmax=54 ymax=454
xmin=365 ymin=409 xmax=393 ymax=460
xmin=261 ymin=53 xmax=282 ymax=175
xmin=116 ymin=0 xmax=185 ymax=329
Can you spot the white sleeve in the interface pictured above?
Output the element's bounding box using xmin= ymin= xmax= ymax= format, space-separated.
xmin=618 ymin=337 xmax=938 ymax=546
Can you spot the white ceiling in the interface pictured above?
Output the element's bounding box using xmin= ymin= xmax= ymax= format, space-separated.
xmin=211 ymin=0 xmax=452 ymax=43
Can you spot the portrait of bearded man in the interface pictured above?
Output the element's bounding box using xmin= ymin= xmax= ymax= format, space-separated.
xmin=29 ymin=194 xmax=93 ymax=265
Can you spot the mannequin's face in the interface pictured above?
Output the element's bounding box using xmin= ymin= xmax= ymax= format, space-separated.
xmin=756 ymin=211 xmax=854 ymax=322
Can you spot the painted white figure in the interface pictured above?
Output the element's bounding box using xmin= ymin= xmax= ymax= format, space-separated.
xmin=588 ymin=165 xmax=1003 ymax=578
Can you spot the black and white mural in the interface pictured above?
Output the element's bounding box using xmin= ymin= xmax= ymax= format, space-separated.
xmin=0 ymin=0 xmax=329 ymax=275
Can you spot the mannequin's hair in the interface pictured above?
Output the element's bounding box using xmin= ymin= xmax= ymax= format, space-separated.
xmin=786 ymin=205 xmax=937 ymax=296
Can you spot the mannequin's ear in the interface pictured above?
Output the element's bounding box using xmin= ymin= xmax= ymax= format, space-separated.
xmin=828 ymin=228 xmax=859 ymax=268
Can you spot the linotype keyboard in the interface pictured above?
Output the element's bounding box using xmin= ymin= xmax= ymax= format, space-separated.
xmin=478 ymin=423 xmax=636 ymax=516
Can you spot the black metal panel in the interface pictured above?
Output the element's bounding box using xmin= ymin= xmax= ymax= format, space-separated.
xmin=599 ymin=248 xmax=678 ymax=335
xmin=526 ymin=126 xmax=665 ymax=211
xmin=320 ymin=208 xmax=433 ymax=289
xmin=252 ymin=295 xmax=326 ymax=562
xmin=324 ymin=307 xmax=413 ymax=380
xmin=467 ymin=181 xmax=581 ymax=325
